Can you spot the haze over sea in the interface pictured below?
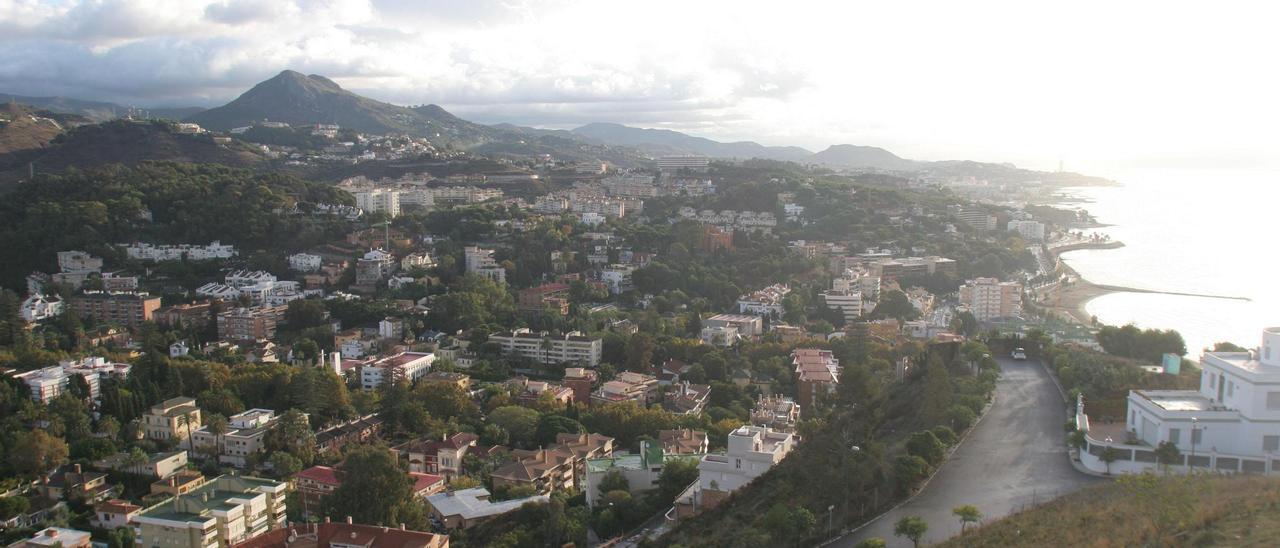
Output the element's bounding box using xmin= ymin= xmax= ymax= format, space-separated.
xmin=1058 ymin=169 xmax=1279 ymax=358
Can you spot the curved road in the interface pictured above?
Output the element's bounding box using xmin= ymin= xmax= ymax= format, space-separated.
xmin=834 ymin=358 xmax=1105 ymax=547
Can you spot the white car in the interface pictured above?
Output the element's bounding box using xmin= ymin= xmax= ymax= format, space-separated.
xmin=1011 ymin=348 xmax=1027 ymax=360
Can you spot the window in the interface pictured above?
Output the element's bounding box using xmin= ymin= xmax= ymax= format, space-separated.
xmin=1168 ymin=429 xmax=1181 ymax=444
xmin=1265 ymin=436 xmax=1280 ymax=452
xmin=1191 ymin=429 xmax=1202 ymax=445
xmin=1210 ymin=375 xmax=1216 ymax=388
xmin=1268 ymin=392 xmax=1280 ymax=411
xmin=735 ymin=458 xmax=742 ymax=469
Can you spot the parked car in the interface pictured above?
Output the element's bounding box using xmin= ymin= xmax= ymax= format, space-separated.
xmin=1011 ymin=348 xmax=1027 ymax=360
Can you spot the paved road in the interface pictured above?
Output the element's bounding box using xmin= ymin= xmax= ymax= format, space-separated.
xmin=834 ymin=358 xmax=1105 ymax=547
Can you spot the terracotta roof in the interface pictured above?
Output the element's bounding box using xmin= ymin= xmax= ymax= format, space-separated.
xmin=95 ymin=499 xmax=141 ymax=514
xmin=295 ymin=466 xmax=342 ymax=486
xmin=409 ymin=473 xmax=444 ymax=493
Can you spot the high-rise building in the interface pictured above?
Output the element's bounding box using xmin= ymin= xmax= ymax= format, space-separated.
xmin=354 ymin=189 xmax=401 ymax=218
xmin=69 ymin=291 xmax=161 ymax=329
xmin=958 ymin=277 xmax=1023 ymax=321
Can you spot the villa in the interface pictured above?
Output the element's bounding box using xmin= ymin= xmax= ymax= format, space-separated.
xmin=1079 ymin=327 xmax=1280 ymax=475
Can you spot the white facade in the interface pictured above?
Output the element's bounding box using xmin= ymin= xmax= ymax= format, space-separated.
xmin=700 ymin=326 xmax=739 ymax=347
xmin=57 ymin=251 xmax=104 ymax=273
xmin=1007 ymin=219 xmax=1046 ymax=241
xmin=736 ymin=284 xmax=790 ymax=317
xmin=355 ymin=189 xmax=401 ymax=218
xmin=464 ymin=246 xmax=506 ymax=284
xmin=359 ymin=352 xmax=436 ymax=389
xmin=288 ymin=253 xmax=322 ymax=273
xmin=657 ymin=155 xmax=710 ymax=172
xmin=489 ymin=328 xmax=602 ymax=366
xmin=21 ymin=294 xmax=63 ymax=322
xmin=601 ymin=264 xmax=636 ymax=294
xmin=1082 ymin=328 xmax=1280 ymax=476
xmin=122 ymin=241 xmax=236 ymax=261
xmin=685 ymin=426 xmax=795 ymax=507
xmin=958 ymin=277 xmax=1022 ymax=321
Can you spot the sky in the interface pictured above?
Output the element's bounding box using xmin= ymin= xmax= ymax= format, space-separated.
xmin=2 ymin=0 xmax=1280 ymax=174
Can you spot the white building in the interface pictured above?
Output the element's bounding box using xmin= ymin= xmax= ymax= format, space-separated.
xmin=57 ymin=251 xmax=104 ymax=273
xmin=288 ymin=253 xmax=323 ymax=273
xmin=657 ymin=155 xmax=710 ymax=173
xmin=700 ymin=326 xmax=739 ymax=347
xmin=122 ymin=241 xmax=237 ymax=261
xmin=679 ymin=426 xmax=795 ymax=513
xmin=958 ymin=277 xmax=1022 ymax=321
xmin=1080 ymin=328 xmax=1280 ymax=476
xmin=488 ymin=328 xmax=602 ymax=366
xmin=189 ymin=409 xmax=281 ymax=467
xmin=355 ymin=189 xmax=401 ymax=218
xmin=703 ymin=314 xmax=763 ymax=338
xmin=464 ymin=246 xmax=506 ymax=284
xmin=20 ymin=294 xmax=63 ymax=322
xmin=401 ymin=252 xmax=435 ymax=271
xmin=601 ymin=264 xmax=636 ymax=294
xmin=736 ymin=284 xmax=790 ymax=317
xmin=13 ymin=357 xmax=127 ymax=404
xmin=1007 ymin=219 xmax=1047 ymax=241
xmin=360 ymin=351 xmax=436 ymax=389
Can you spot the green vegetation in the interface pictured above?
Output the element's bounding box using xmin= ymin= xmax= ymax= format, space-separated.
xmin=1095 ymin=324 xmax=1187 ymax=362
xmin=935 ymin=474 xmax=1280 ymax=547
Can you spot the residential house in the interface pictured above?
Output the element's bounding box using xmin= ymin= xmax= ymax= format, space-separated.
xmin=507 ymin=376 xmax=575 ymax=407
xmin=663 ymin=382 xmax=712 ymax=416
xmin=359 ymin=351 xmax=435 ymax=389
xmin=143 ymin=397 xmax=202 ymax=443
xmin=591 ymin=371 xmax=660 ymax=406
xmin=93 ymin=450 xmax=188 ymax=479
xmin=677 ymin=426 xmax=796 ymax=517
xmin=91 ymin=499 xmax=141 ymax=529
xmin=19 ymin=294 xmax=62 ymax=322
xmin=490 ymin=433 xmax=614 ymax=495
xmin=419 ymin=371 xmax=471 ymax=391
xmin=659 ymin=429 xmax=710 ymax=455
xmin=583 ymin=440 xmax=703 ymax=509
xmin=190 ymin=409 xmax=280 ymax=467
xmin=793 ymin=348 xmax=841 ymax=415
xmin=426 ymin=487 xmax=550 ymax=530
xmin=751 ymin=394 xmax=801 ymax=432
xmin=10 ymin=528 xmax=92 ymax=548
xmin=562 ymin=368 xmax=598 ymax=404
xmin=395 ymin=432 xmax=479 ymax=478
xmin=39 ymin=464 xmax=112 ymax=503
xmin=315 ymin=414 xmax=383 ymax=454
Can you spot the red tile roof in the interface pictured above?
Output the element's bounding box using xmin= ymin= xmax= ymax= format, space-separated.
xmin=295 ymin=466 xmax=342 ymax=486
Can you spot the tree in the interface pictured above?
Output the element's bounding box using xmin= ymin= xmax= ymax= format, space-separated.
xmin=0 ymin=496 xmax=31 ymax=520
xmin=535 ymin=414 xmax=586 ymax=446
xmin=597 ymin=469 xmax=630 ymax=498
xmin=1100 ymin=445 xmax=1121 ymax=475
xmin=854 ymin=539 xmax=886 ymax=548
xmin=869 ymin=290 xmax=920 ymax=321
xmin=893 ymin=516 xmax=928 ymax=548
xmin=285 ymin=299 xmax=329 ymax=329
xmin=269 ymin=451 xmax=303 ymax=477
xmin=488 ymin=406 xmax=541 ymax=447
xmin=657 ymin=457 xmax=700 ymax=502
xmin=1155 ymin=441 xmax=1182 ymax=474
xmin=175 ymin=411 xmax=196 ymax=452
xmin=326 ymin=445 xmax=424 ymax=528
xmin=266 ymin=409 xmax=316 ymax=465
xmin=893 ymin=455 xmax=930 ymax=494
xmin=905 ymin=431 xmax=946 ymax=466
xmin=8 ymin=430 xmax=69 ymax=476
xmin=625 ymin=333 xmax=656 ymax=373
xmin=202 ymin=413 xmax=229 ymax=459
xmin=947 ymin=405 xmax=976 ymax=432
xmin=919 ymin=354 xmax=953 ymax=427
xmin=762 ymin=502 xmax=816 ymax=546
xmin=952 ymin=504 xmax=982 ymax=533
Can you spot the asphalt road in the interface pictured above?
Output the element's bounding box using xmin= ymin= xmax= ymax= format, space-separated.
xmin=833 ymin=358 xmax=1105 ymax=547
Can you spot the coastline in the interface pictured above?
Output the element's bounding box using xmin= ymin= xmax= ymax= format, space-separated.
xmin=1036 ymin=241 xmax=1251 ymax=327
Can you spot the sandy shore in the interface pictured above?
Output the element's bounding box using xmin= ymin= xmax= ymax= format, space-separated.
xmin=1036 ymin=241 xmax=1126 ymax=325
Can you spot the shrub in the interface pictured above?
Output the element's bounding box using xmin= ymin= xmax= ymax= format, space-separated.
xmin=894 ymin=455 xmax=931 ymax=494
xmin=931 ymin=426 xmax=957 ymax=446
xmin=948 ymin=405 xmax=977 ymax=431
xmin=906 ymin=431 xmax=946 ymax=465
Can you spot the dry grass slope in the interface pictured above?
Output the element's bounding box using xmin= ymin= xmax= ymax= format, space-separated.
xmin=935 ymin=473 xmax=1280 ymax=547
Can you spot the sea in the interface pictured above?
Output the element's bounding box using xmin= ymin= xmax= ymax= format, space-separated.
xmin=1056 ymin=169 xmax=1279 ymax=358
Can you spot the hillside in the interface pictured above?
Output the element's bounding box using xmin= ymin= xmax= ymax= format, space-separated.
xmin=0 ymin=93 xmax=203 ymax=122
xmin=0 ymin=102 xmax=81 ymax=155
xmin=188 ymin=70 xmax=494 ymax=144
xmin=572 ymin=122 xmax=813 ymax=161
xmin=0 ymin=119 xmax=266 ymax=183
xmin=810 ymin=144 xmax=919 ymax=171
xmin=934 ymin=474 xmax=1280 ymax=547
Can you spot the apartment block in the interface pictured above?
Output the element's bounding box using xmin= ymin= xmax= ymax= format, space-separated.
xmin=489 ymin=328 xmax=602 ymax=366
xmin=793 ymin=348 xmax=841 ymax=415
xmin=132 ymin=475 xmax=288 ymax=548
xmin=69 ymin=291 xmax=161 ymax=329
xmin=958 ymin=277 xmax=1023 ymax=321
xmin=190 ymin=409 xmax=280 ymax=468
xmin=490 ymin=433 xmax=614 ymax=495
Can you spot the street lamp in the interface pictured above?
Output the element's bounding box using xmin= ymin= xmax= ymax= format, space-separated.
xmin=1190 ymin=417 xmax=1198 ymax=471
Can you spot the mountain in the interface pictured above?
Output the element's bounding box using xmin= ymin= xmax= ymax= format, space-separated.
xmin=810 ymin=143 xmax=918 ymax=171
xmin=188 ymin=70 xmax=494 ymax=144
xmin=0 ymin=93 xmax=203 ymax=122
xmin=571 ymin=122 xmax=813 ymax=161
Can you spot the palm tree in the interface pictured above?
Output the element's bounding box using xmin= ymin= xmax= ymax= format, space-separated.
xmin=176 ymin=412 xmax=195 ymax=453
xmin=204 ymin=414 xmax=229 ymax=460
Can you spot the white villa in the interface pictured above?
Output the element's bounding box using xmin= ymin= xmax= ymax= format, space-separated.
xmin=1079 ymin=327 xmax=1280 ymax=475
